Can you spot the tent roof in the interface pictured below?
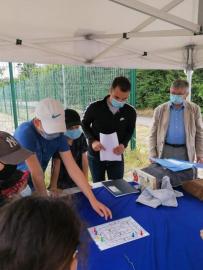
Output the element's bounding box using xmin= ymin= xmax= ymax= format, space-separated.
xmin=0 ymin=0 xmax=202 ymax=69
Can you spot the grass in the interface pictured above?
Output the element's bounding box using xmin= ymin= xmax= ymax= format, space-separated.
xmin=137 ymin=108 xmax=154 ymax=117
xmin=124 ymin=125 xmax=150 ymax=180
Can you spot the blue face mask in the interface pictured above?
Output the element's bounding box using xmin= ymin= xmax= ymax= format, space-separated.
xmin=64 ymin=128 xmax=82 ymax=140
xmin=20 ymin=185 xmax=32 ymax=197
xmin=111 ymin=98 xmax=125 ymax=109
xmin=40 ymin=131 xmax=61 ymax=140
xmin=170 ymin=94 xmax=184 ymax=105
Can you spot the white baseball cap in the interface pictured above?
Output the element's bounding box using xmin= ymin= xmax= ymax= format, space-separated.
xmin=35 ymin=98 xmax=66 ymax=134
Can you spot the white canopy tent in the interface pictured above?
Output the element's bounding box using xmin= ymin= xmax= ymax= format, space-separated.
xmin=0 ymin=0 xmax=203 ymax=99
xmin=0 ymin=0 xmax=202 ymax=69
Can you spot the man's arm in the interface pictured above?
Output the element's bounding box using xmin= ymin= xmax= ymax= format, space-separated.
xmin=82 ymin=103 xmax=106 ymax=151
xmin=60 ymin=151 xmax=112 ymax=220
xmin=195 ymin=105 xmax=203 ymax=162
xmin=149 ymin=107 xmax=159 ymax=159
xmin=82 ymin=103 xmax=96 ymax=142
xmin=25 ymin=154 xmax=47 ymax=195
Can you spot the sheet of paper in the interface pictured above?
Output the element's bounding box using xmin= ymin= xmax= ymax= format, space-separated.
xmin=108 ymin=185 xmax=122 ymax=194
xmin=100 ymin=132 xmax=122 ymax=161
xmin=88 ymin=216 xmax=150 ymax=251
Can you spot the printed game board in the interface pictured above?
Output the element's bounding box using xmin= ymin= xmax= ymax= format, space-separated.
xmin=88 ymin=216 xmax=150 ymax=250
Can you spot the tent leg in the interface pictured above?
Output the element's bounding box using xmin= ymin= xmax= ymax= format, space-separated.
xmin=9 ymin=62 xmax=18 ymax=129
xmin=186 ymin=70 xmax=193 ymax=102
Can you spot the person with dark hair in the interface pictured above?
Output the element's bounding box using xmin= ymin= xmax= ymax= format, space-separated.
xmin=149 ymin=79 xmax=203 ymax=162
xmin=82 ymin=76 xmax=137 ymax=182
xmin=0 ymin=131 xmax=32 ymax=204
xmin=0 ymin=196 xmax=81 ymax=270
xmin=50 ymin=109 xmax=88 ymax=190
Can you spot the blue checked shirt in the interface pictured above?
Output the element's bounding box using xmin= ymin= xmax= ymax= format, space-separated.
xmin=165 ymin=103 xmax=186 ymax=145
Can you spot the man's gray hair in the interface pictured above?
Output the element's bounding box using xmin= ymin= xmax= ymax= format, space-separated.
xmin=171 ymin=79 xmax=189 ymax=92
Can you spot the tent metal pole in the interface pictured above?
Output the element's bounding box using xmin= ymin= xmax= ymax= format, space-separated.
xmin=109 ymin=0 xmax=200 ymax=33
xmin=184 ymin=44 xmax=194 ymax=102
xmin=129 ymin=0 xmax=184 ymax=33
xmin=2 ymin=34 xmax=84 ymax=63
xmin=186 ymin=70 xmax=193 ymax=102
xmin=92 ymin=29 xmax=192 ymax=40
xmin=89 ymin=0 xmax=185 ymax=63
xmin=198 ymin=0 xmax=203 ymax=27
xmin=8 ymin=62 xmax=18 ymax=129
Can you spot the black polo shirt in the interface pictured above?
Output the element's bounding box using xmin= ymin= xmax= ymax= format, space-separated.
xmin=82 ymin=95 xmax=136 ymax=157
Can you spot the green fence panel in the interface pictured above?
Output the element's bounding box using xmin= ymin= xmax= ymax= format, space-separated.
xmin=0 ymin=65 xmax=136 ymax=149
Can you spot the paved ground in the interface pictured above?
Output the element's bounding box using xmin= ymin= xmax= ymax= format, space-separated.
xmin=136 ymin=116 xmax=152 ymax=127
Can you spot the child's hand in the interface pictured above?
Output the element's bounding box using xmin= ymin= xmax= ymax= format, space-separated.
xmin=90 ymin=198 xmax=112 ymax=220
xmin=49 ymin=187 xmax=63 ymax=198
xmin=200 ymin=229 xmax=203 ymax=239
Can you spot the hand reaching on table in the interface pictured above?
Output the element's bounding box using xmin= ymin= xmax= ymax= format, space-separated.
xmin=49 ymin=187 xmax=63 ymax=198
xmin=89 ymin=198 xmax=112 ymax=220
xmin=200 ymin=229 xmax=203 ymax=239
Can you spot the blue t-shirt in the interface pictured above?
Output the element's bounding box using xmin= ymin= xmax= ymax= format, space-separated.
xmin=14 ymin=121 xmax=70 ymax=172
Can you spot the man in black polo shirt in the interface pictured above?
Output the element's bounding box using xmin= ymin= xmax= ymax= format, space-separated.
xmin=82 ymin=76 xmax=136 ymax=182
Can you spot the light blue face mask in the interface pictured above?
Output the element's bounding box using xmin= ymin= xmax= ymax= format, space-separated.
xmin=170 ymin=94 xmax=184 ymax=105
xmin=64 ymin=128 xmax=82 ymax=140
xmin=40 ymin=131 xmax=61 ymax=140
xmin=20 ymin=185 xmax=32 ymax=197
xmin=111 ymin=98 xmax=125 ymax=109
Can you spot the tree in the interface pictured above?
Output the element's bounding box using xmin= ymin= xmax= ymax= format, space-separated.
xmin=136 ymin=69 xmax=186 ymax=109
xmin=18 ymin=63 xmax=37 ymax=79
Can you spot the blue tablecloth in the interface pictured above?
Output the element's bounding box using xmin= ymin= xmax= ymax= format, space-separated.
xmin=75 ymin=186 xmax=203 ymax=270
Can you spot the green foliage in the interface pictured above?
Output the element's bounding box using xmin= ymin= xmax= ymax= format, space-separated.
xmin=191 ymin=69 xmax=203 ymax=111
xmin=136 ymin=69 xmax=186 ymax=109
xmin=18 ymin=63 xmax=38 ymax=79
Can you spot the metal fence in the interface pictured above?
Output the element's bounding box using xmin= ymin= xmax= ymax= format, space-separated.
xmin=0 ymin=64 xmax=136 ymax=148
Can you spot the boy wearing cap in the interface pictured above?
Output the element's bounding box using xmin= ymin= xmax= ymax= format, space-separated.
xmin=0 ymin=131 xmax=32 ymax=203
xmin=14 ymin=98 xmax=112 ymax=220
xmin=50 ymin=109 xmax=88 ymax=190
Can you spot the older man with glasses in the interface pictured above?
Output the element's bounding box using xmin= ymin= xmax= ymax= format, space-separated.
xmin=149 ymin=79 xmax=203 ymax=163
